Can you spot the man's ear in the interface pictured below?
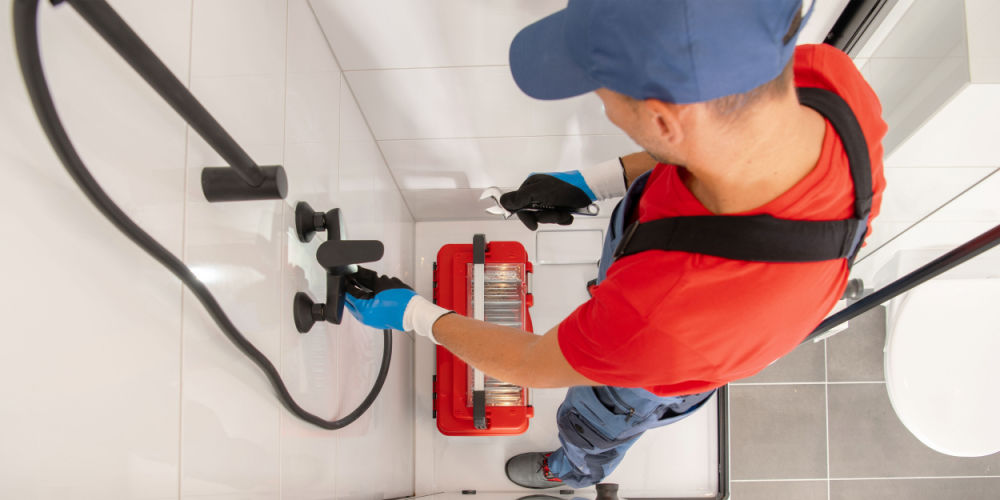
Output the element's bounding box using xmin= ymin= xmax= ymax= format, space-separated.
xmin=642 ymin=99 xmax=685 ymax=145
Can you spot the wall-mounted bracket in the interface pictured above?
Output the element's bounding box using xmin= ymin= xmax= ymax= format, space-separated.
xmin=202 ymin=165 xmax=287 ymax=202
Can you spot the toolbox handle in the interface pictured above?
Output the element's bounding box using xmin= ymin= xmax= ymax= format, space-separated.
xmin=472 ymin=234 xmax=487 ymax=430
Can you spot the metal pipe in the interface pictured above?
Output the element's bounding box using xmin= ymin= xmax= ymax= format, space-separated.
xmin=62 ymin=0 xmax=265 ymax=188
xmin=806 ymin=223 xmax=1000 ymax=343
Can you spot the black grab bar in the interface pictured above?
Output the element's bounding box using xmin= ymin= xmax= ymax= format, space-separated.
xmin=806 ymin=223 xmax=1000 ymax=343
xmin=55 ymin=0 xmax=286 ymax=202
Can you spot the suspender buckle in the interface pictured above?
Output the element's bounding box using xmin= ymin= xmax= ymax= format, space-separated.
xmin=846 ymin=213 xmax=870 ymax=266
xmin=613 ymin=221 xmax=640 ymax=259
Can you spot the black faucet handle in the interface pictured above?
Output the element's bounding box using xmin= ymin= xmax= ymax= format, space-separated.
xmin=317 ymin=239 xmax=384 ymax=273
xmin=292 ymin=273 xmax=350 ymax=333
xmin=295 ymin=202 xmax=345 ymax=243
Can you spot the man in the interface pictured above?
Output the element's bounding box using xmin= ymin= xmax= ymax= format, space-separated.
xmin=344 ymin=0 xmax=886 ymax=489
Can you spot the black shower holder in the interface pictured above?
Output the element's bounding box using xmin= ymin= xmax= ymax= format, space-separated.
xmin=293 ymin=202 xmax=384 ymax=333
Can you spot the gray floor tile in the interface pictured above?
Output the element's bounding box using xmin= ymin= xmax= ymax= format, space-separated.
xmin=731 ymin=385 xmax=827 ymax=480
xmin=828 ymin=383 xmax=1000 ymax=478
xmin=735 ymin=339 xmax=826 ymax=384
xmin=731 ymin=480 xmax=828 ymax=500
xmin=831 ymin=478 xmax=1000 ymax=500
xmin=826 ymin=306 xmax=886 ymax=382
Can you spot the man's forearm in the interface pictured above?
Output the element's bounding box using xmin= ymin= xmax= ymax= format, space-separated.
xmin=430 ymin=313 xmax=596 ymax=388
xmin=432 ymin=313 xmax=540 ymax=387
xmin=621 ymin=151 xmax=658 ymax=187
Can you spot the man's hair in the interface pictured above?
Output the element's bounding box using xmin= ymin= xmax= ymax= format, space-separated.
xmin=706 ymin=7 xmax=803 ymax=119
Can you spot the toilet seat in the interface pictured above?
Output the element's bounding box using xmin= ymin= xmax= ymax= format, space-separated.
xmin=885 ymin=278 xmax=1000 ymax=457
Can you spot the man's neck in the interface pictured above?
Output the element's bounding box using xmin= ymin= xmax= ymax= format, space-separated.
xmin=682 ymin=96 xmax=826 ymax=214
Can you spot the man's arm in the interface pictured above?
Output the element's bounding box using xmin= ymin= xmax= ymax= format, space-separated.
xmin=431 ymin=313 xmax=602 ymax=388
xmin=621 ymin=151 xmax=658 ymax=188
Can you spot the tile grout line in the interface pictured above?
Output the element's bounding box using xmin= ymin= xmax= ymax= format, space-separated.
xmin=831 ymin=475 xmax=1000 ymax=481
xmin=732 ymin=478 xmax=831 ymax=483
xmin=178 ymin=1 xmax=196 ymax=498
xmin=277 ymin=1 xmax=291 ymax=498
xmin=305 ymin=0 xmax=417 ymax=222
xmin=825 ymin=339 xmax=831 ymax=500
xmin=733 ymin=475 xmax=1000 ymax=482
xmin=376 ymin=133 xmax=631 ymax=142
xmin=331 ymin=37 xmax=344 ymax=500
xmin=730 ymin=381 xmax=884 ymax=386
xmin=342 ymin=63 xmax=510 ymax=73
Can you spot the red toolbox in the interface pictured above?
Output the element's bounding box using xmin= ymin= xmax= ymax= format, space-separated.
xmin=433 ymin=234 xmax=535 ymax=436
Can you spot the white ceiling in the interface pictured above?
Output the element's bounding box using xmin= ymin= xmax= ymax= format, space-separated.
xmin=309 ymin=0 xmax=848 ymax=220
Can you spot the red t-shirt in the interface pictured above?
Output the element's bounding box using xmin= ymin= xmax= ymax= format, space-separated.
xmin=558 ymin=44 xmax=887 ymax=396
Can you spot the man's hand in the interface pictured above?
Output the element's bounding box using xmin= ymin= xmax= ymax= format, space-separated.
xmin=344 ymin=267 xmax=451 ymax=340
xmin=500 ymin=159 xmax=626 ymax=230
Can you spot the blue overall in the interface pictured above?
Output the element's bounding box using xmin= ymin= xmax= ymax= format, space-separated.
xmin=546 ymin=171 xmax=716 ymax=487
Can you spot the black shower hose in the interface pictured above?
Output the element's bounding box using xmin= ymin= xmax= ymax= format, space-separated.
xmin=12 ymin=0 xmax=391 ymax=430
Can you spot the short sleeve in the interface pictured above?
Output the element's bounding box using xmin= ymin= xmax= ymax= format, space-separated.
xmin=556 ymin=254 xmax=694 ymax=388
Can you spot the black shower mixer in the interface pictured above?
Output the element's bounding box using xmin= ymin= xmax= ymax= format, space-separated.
xmin=292 ymin=202 xmax=384 ymax=333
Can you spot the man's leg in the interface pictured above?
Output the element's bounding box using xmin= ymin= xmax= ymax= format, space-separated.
xmin=509 ymin=386 xmax=715 ymax=488
xmin=545 ymin=428 xmax=642 ymax=488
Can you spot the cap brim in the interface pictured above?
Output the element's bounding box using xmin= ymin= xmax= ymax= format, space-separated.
xmin=509 ymin=9 xmax=601 ymax=101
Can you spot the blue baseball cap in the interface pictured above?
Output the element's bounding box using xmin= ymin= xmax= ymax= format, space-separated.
xmin=509 ymin=0 xmax=813 ymax=103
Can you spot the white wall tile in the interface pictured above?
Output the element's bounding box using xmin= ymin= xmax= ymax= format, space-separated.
xmin=885 ymin=85 xmax=1000 ymax=168
xmin=402 ymin=188 xmax=498 ymax=221
xmin=867 ymin=0 xmax=966 ymax=59
xmin=278 ymin=203 xmax=342 ymax=500
xmin=338 ymin=133 xmax=377 ymax=241
xmin=188 ymin=75 xmax=287 ymax=162
xmin=288 ymin=0 xmax=341 ymax=74
xmin=966 ymin=0 xmax=1000 ymax=83
xmin=283 ymin=141 xmax=341 ymax=199
xmin=379 ymin=135 xmax=638 ymax=190
xmin=338 ymin=75 xmax=375 ymax=141
xmin=286 ymin=71 xmax=342 ymax=144
xmin=26 ymin=0 xmax=194 ymax=256
xmin=309 ymin=0 xmax=562 ymax=70
xmin=879 ymin=167 xmax=996 ymax=222
xmin=346 ymin=67 xmax=621 ymax=141
xmin=334 ymin=331 xmax=416 ymax=499
xmin=0 ymin=187 xmax=184 ymax=500
xmin=531 ymin=263 xmax=598 ymax=334
xmin=190 ymin=0 xmax=287 ymax=78
xmin=180 ymin=189 xmax=285 ymax=499
xmin=311 ymin=0 xmax=843 ymax=69
xmin=535 ymin=229 xmax=604 ymax=264
xmin=277 ymin=48 xmax=343 ymax=497
xmin=1 ymin=1 xmax=190 ymax=498
xmin=928 ymin=169 xmax=1000 ymax=222
xmin=182 ymin=8 xmax=290 ymax=494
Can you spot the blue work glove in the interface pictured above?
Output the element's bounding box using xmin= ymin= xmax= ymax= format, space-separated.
xmin=344 ymin=267 xmax=452 ymax=342
xmin=500 ymin=159 xmax=626 ymax=230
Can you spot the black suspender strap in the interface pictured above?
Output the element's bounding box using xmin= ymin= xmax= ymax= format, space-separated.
xmin=798 ymin=87 xmax=873 ymax=222
xmin=613 ymin=87 xmax=873 ymax=265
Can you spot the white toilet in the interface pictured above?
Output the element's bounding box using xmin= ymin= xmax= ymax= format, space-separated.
xmin=881 ymin=249 xmax=1000 ymax=457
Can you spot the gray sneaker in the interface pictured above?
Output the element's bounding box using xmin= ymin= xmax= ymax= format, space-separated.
xmin=505 ymin=452 xmax=563 ymax=489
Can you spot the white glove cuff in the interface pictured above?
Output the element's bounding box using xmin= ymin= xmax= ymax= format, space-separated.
xmin=580 ymin=158 xmax=627 ymax=200
xmin=402 ymin=295 xmax=452 ymax=345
